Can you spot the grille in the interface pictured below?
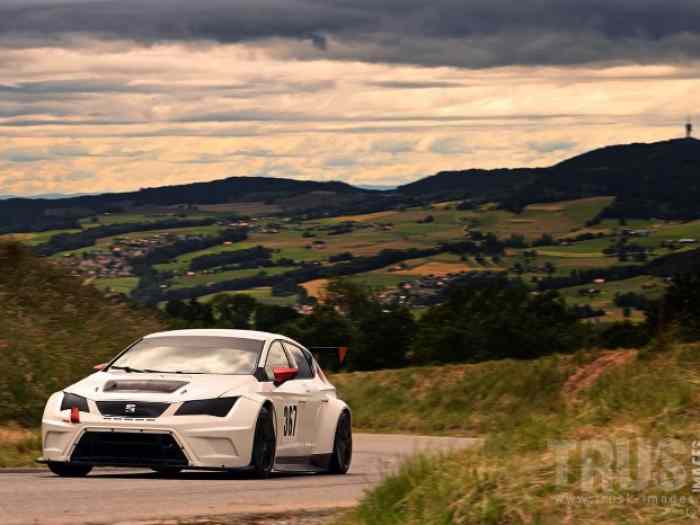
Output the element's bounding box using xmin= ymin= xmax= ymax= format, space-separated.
xmin=71 ymin=432 xmax=188 ymax=467
xmin=96 ymin=401 xmax=170 ymax=418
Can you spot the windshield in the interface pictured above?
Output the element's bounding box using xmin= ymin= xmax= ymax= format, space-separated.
xmin=109 ymin=336 xmax=264 ymax=375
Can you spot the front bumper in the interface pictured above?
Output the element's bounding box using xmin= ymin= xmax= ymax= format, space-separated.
xmin=41 ymin=394 xmax=261 ymax=470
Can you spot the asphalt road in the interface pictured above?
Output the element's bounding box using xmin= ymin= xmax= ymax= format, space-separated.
xmin=0 ymin=434 xmax=479 ymax=525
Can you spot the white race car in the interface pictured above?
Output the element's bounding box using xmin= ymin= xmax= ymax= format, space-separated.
xmin=39 ymin=329 xmax=352 ymax=478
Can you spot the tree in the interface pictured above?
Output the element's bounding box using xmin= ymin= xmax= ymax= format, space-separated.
xmin=648 ymin=270 xmax=700 ymax=341
xmin=210 ymin=294 xmax=257 ymax=329
xmin=181 ymin=298 xmax=214 ymax=325
xmin=324 ymin=279 xmax=375 ymax=319
xmin=165 ymin=299 xmax=188 ymax=319
xmin=348 ymin=305 xmax=416 ymax=371
xmin=543 ymin=262 xmax=556 ymax=276
xmin=254 ymin=304 xmax=301 ymax=333
xmin=411 ymin=277 xmax=584 ymax=364
xmin=281 ymin=305 xmax=353 ymax=371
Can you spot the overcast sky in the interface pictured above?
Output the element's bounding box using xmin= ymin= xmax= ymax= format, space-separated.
xmin=0 ymin=0 xmax=699 ymax=194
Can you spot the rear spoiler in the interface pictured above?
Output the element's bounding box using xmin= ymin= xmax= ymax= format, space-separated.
xmin=308 ymin=346 xmax=349 ymax=367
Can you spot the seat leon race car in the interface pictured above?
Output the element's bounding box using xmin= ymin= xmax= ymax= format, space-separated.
xmin=39 ymin=329 xmax=352 ymax=478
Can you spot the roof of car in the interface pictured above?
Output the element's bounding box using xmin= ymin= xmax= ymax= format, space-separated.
xmin=144 ymin=329 xmax=285 ymax=341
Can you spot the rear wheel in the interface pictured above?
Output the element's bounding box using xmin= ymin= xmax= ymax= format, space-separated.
xmin=328 ymin=411 xmax=352 ymax=474
xmin=250 ymin=406 xmax=276 ymax=478
xmin=47 ymin=462 xmax=92 ymax=478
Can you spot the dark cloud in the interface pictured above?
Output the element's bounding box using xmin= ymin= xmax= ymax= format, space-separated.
xmin=309 ymin=32 xmax=328 ymax=51
xmin=1 ymin=1 xmax=700 ymax=68
xmin=0 ymin=79 xmax=336 ymax=102
xmin=0 ymin=79 xmax=154 ymax=95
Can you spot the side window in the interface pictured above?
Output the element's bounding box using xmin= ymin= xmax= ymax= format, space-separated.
xmin=265 ymin=341 xmax=290 ymax=381
xmin=284 ymin=343 xmax=314 ymax=379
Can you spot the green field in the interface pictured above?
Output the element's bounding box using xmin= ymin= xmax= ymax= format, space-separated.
xmin=10 ymin=196 xmax=695 ymax=307
xmin=169 ymin=265 xmax=296 ymax=289
xmin=155 ymin=241 xmax=258 ymax=272
xmin=93 ymin=277 xmax=139 ymax=294
xmin=0 ymin=228 xmax=82 ymax=246
xmin=198 ymin=286 xmax=298 ymax=306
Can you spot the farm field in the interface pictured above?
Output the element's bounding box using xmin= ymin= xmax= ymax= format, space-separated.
xmin=0 ymin=228 xmax=81 ymax=246
xmin=169 ymin=265 xmax=296 ymax=289
xmin=198 ymin=287 xmax=298 ymax=306
xmin=559 ymin=275 xmax=667 ymax=322
xmin=94 ymin=277 xmax=140 ymax=295
xmin=7 ymin=195 xmax=693 ymax=312
xmin=155 ymin=241 xmax=258 ymax=273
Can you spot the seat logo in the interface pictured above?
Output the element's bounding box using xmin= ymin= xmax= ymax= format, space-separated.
xmin=124 ymin=403 xmax=137 ymax=414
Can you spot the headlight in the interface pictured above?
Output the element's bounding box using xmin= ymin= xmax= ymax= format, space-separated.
xmin=174 ymin=397 xmax=239 ymax=417
xmin=60 ymin=392 xmax=90 ymax=412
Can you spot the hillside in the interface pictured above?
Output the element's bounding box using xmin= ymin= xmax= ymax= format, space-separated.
xmin=334 ymin=344 xmax=700 ymax=524
xmin=505 ymin=138 xmax=700 ymax=219
xmin=0 ymin=176 xmax=384 ymax=234
xmin=399 ymin=138 xmax=700 ymax=221
xmin=396 ymin=168 xmax=542 ymax=200
xmin=5 ymin=137 xmax=700 ymax=235
xmin=0 ymin=242 xmax=165 ymax=425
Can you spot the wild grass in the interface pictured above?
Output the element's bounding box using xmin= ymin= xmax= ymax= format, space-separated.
xmin=334 ymin=357 xmax=571 ymax=438
xmin=334 ymin=343 xmax=700 ymax=524
xmin=0 ymin=426 xmax=41 ymax=467
xmin=0 ymin=242 xmax=165 ymax=426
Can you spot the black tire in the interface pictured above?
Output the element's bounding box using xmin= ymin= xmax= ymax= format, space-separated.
xmin=328 ymin=411 xmax=352 ymax=474
xmin=250 ymin=406 xmax=276 ymax=478
xmin=47 ymin=462 xmax=92 ymax=478
xmin=151 ymin=467 xmax=183 ymax=476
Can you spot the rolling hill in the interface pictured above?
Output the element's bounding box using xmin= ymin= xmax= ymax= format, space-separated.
xmin=506 ymin=137 xmax=700 ymax=220
xmin=396 ymin=167 xmax=542 ymax=200
xmin=0 ymin=176 xmax=386 ymax=234
xmin=4 ymin=136 xmax=700 ymax=234
xmin=399 ymin=137 xmax=700 ymax=221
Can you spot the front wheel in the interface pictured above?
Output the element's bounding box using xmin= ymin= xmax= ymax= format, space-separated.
xmin=327 ymin=411 xmax=352 ymax=474
xmin=250 ymin=406 xmax=276 ymax=478
xmin=47 ymin=462 xmax=92 ymax=477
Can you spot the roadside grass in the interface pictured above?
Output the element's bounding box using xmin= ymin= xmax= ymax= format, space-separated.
xmin=333 ymin=357 xmax=571 ymax=437
xmin=0 ymin=427 xmax=41 ymax=468
xmin=334 ymin=343 xmax=700 ymax=524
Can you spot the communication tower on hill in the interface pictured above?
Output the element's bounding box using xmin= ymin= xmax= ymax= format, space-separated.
xmin=686 ymin=117 xmax=693 ymax=139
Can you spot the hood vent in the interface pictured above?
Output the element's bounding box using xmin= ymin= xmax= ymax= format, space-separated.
xmin=103 ymin=380 xmax=188 ymax=394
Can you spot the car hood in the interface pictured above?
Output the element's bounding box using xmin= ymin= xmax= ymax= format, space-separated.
xmin=64 ymin=371 xmax=259 ymax=402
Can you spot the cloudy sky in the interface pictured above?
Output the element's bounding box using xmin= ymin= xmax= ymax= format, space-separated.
xmin=0 ymin=0 xmax=699 ymax=195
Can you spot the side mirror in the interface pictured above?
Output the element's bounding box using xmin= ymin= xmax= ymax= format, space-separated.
xmin=94 ymin=363 xmax=107 ymax=371
xmin=273 ymin=367 xmax=298 ymax=386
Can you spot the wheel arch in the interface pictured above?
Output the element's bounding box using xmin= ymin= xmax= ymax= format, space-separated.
xmin=312 ymin=398 xmax=351 ymax=456
xmin=261 ymin=399 xmax=276 ymax=434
